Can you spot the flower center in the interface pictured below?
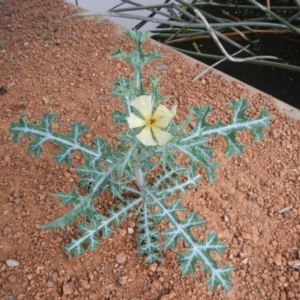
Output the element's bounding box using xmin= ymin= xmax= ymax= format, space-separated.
xmin=150 ymin=118 xmax=156 ymax=125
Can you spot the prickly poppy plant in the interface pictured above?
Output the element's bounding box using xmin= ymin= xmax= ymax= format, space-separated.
xmin=9 ymin=30 xmax=271 ymax=294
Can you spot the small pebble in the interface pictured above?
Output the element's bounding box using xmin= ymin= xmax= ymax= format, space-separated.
xmin=149 ymin=263 xmax=158 ymax=272
xmin=274 ymin=253 xmax=282 ymax=266
xmin=6 ymin=259 xmax=20 ymax=267
xmin=8 ymin=275 xmax=17 ymax=283
xmin=3 ymin=226 xmax=12 ymax=234
xmin=4 ymin=10 xmax=13 ymax=16
xmin=63 ymin=282 xmax=74 ymax=295
xmin=119 ymin=276 xmax=128 ymax=285
xmin=241 ymin=257 xmax=248 ymax=264
xmin=128 ymin=228 xmax=134 ymax=234
xmin=46 ymin=280 xmax=54 ymax=288
xmin=116 ymin=252 xmax=127 ymax=264
xmin=79 ymin=279 xmax=91 ymax=289
xmin=36 ymin=265 xmax=45 ymax=274
xmin=155 ymin=64 xmax=167 ymax=71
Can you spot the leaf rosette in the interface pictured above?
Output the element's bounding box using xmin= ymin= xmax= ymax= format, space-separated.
xmin=9 ymin=29 xmax=271 ymax=294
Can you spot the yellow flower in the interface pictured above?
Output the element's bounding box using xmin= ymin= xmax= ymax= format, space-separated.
xmin=127 ymin=95 xmax=177 ymax=146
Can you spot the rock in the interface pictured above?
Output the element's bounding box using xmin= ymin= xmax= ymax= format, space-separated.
xmin=155 ymin=65 xmax=167 ymax=71
xmin=160 ymin=290 xmax=176 ymax=300
xmin=14 ymin=198 xmax=22 ymax=204
xmin=42 ymin=96 xmax=49 ymax=104
xmin=46 ymin=280 xmax=54 ymax=288
xmin=3 ymin=226 xmax=12 ymax=234
xmin=280 ymin=291 xmax=287 ymax=300
xmin=128 ymin=228 xmax=134 ymax=234
xmin=79 ymin=279 xmax=91 ymax=289
xmin=63 ymin=282 xmax=74 ymax=295
xmin=26 ymin=274 xmax=33 ymax=280
xmin=119 ymin=229 xmax=126 ymax=236
xmin=6 ymin=259 xmax=19 ymax=267
xmin=36 ymin=265 xmax=45 ymax=274
xmin=116 ymin=252 xmax=127 ymax=264
xmin=89 ymin=293 xmax=97 ymax=299
xmin=241 ymin=257 xmax=248 ymax=264
xmin=149 ymin=263 xmax=158 ymax=272
xmin=292 ymin=271 xmax=299 ymax=280
xmin=119 ymin=276 xmax=128 ymax=285
xmin=274 ymin=253 xmax=282 ymax=266
xmin=8 ymin=275 xmax=17 ymax=283
xmin=151 ymin=279 xmax=161 ymax=289
xmin=4 ymin=10 xmax=13 ymax=16
xmin=36 ymin=12 xmax=44 ymax=19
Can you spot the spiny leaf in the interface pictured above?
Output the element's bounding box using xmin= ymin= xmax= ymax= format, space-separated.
xmin=163 ymin=212 xmax=204 ymax=250
xmin=10 ymin=113 xmax=107 ymax=164
xmin=64 ymin=237 xmax=86 ymax=256
xmin=55 ymin=186 xmax=81 ymax=206
xmin=112 ymin=110 xmax=127 ymax=126
xmin=206 ymin=265 xmax=233 ymax=293
xmin=53 ymin=122 xmax=89 ymax=166
xmin=42 ymin=186 xmax=98 ymax=230
xmin=10 ymin=113 xmax=58 ymax=157
xmin=125 ymin=30 xmax=154 ymax=44
xmin=149 ymin=75 xmax=165 ymax=106
xmin=153 ymin=167 xmax=200 ymax=197
xmin=76 ymin=160 xmax=111 ymax=193
xmin=10 ymin=114 xmax=29 ymax=143
xmin=146 ymin=188 xmax=232 ymax=293
xmin=63 ymin=197 xmax=143 ymax=257
xmin=77 ymin=221 xmax=101 ymax=250
xmin=169 ymin=141 xmax=219 ymax=183
xmin=137 ymin=202 xmax=161 ymax=263
xmin=111 ymin=33 xmax=163 ymax=69
xmin=189 ymin=98 xmax=270 ymax=158
xmin=177 ymin=233 xmax=231 ymax=293
xmin=152 ymin=200 xmax=184 ymax=224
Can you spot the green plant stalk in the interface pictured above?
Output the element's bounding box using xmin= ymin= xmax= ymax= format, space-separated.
xmin=247 ymin=0 xmax=300 ymax=34
xmin=69 ymin=11 xmax=293 ymax=30
xmin=113 ymin=0 xmax=183 ymax=22
xmin=9 ymin=29 xmax=271 ymax=294
xmin=193 ymin=3 xmax=300 ymax=11
xmin=163 ymin=20 xmax=197 ymax=44
xmin=174 ymin=3 xmax=255 ymax=56
xmin=175 ymin=0 xmax=254 ymax=40
xmin=288 ymin=11 xmax=300 ymax=23
xmin=172 ymin=47 xmax=300 ymax=72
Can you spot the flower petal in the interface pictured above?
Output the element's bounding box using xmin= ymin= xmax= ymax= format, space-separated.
xmin=152 ymin=126 xmax=172 ymax=145
xmin=153 ymin=105 xmax=177 ymax=128
xmin=136 ymin=127 xmax=157 ymax=146
xmin=127 ymin=113 xmax=146 ymax=128
xmin=170 ymin=105 xmax=177 ymax=117
xmin=130 ymin=95 xmax=152 ymax=119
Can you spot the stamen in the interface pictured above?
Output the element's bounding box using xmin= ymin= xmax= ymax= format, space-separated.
xmin=150 ymin=119 xmax=156 ymax=125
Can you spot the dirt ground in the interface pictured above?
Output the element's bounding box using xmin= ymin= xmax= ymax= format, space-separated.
xmin=1 ymin=0 xmax=300 ymax=299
